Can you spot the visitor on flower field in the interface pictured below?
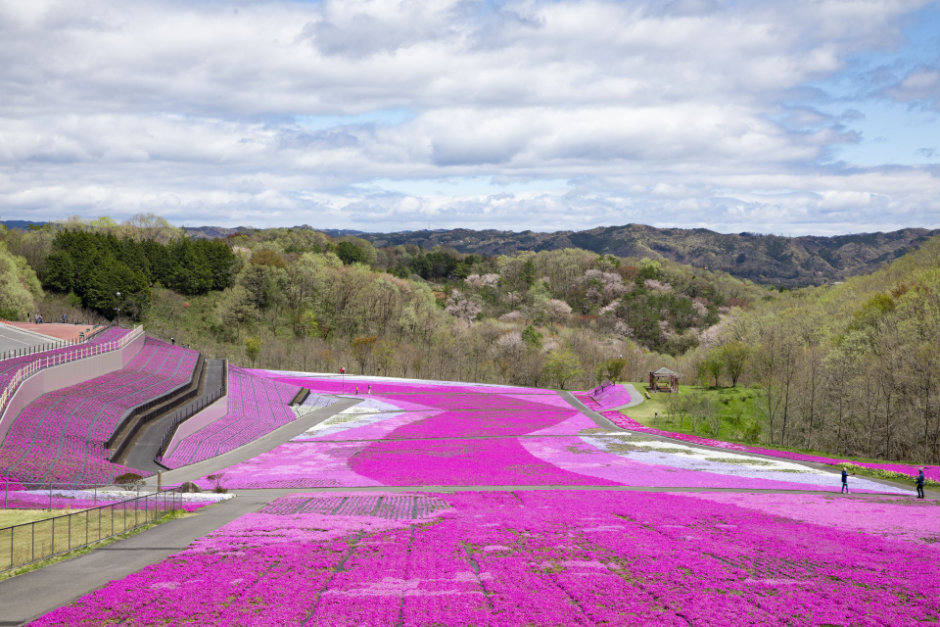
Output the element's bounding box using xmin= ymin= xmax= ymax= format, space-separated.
xmin=368 ymin=385 xmax=371 ymax=394
xmin=916 ymin=468 xmax=926 ymax=499
xmin=841 ymin=467 xmax=855 ymax=493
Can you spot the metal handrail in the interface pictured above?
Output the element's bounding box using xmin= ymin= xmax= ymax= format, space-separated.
xmin=0 ymin=488 xmax=183 ymax=573
xmin=105 ymin=353 xmax=205 ymax=453
xmin=155 ymin=361 xmax=228 ymax=462
xmin=589 ymin=380 xmax=615 ymax=396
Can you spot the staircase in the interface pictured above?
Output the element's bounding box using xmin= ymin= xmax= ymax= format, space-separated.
xmin=107 ymin=353 xmax=206 ymax=466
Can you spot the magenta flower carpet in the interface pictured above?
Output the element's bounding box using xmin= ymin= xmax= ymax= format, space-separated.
xmin=30 ymin=491 xmax=940 ymax=626
xmin=188 ymin=375 xmax=905 ymax=494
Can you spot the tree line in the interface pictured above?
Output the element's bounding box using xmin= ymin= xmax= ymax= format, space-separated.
xmin=41 ymin=229 xmax=236 ymax=319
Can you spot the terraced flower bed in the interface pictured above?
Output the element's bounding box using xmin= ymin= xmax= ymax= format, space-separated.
xmin=0 ymin=339 xmax=197 ymax=485
xmin=30 ymin=491 xmax=940 ymax=626
xmin=573 ymin=383 xmax=633 ymax=410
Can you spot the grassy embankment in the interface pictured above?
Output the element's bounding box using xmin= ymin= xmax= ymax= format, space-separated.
xmin=615 ymin=383 xmax=931 ymax=487
xmin=0 ymin=508 xmax=190 ymax=581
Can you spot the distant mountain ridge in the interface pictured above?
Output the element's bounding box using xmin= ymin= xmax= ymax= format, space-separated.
xmin=346 ymin=224 xmax=940 ymax=287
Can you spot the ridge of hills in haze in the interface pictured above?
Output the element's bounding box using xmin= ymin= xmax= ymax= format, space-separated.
xmin=5 ymin=221 xmax=935 ymax=288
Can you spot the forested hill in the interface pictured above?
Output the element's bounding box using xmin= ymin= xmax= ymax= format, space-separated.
xmin=179 ymin=224 xmax=939 ymax=288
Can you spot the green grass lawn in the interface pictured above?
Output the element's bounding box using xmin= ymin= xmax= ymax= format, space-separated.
xmin=0 ymin=509 xmax=60 ymax=528
xmin=622 ymin=382 xmax=759 ymax=428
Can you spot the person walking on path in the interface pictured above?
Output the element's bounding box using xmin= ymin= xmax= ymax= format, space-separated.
xmin=841 ymin=467 xmax=855 ymax=494
xmin=916 ymin=468 xmax=926 ymax=499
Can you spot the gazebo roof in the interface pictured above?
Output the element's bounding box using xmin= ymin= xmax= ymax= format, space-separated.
xmin=652 ymin=367 xmax=679 ymax=377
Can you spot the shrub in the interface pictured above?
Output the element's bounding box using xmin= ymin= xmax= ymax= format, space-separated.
xmin=114 ymin=473 xmax=145 ymax=486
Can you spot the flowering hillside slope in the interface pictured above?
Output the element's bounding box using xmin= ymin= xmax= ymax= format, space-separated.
xmin=193 ymin=374 xmax=906 ymax=494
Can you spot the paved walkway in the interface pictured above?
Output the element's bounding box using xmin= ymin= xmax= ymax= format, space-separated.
xmin=621 ymin=383 xmax=644 ymax=408
xmin=0 ymin=325 xmax=53 ymax=355
xmin=1 ymin=322 xmax=104 ymax=343
xmin=0 ymin=494 xmax=274 ymax=627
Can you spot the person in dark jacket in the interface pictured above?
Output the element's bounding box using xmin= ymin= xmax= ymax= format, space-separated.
xmin=841 ymin=467 xmax=854 ymax=494
xmin=916 ymin=469 xmax=926 ymax=499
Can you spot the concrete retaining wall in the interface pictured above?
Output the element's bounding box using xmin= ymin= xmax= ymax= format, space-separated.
xmin=0 ymin=333 xmax=146 ymax=445
xmin=162 ymin=395 xmax=229 ymax=458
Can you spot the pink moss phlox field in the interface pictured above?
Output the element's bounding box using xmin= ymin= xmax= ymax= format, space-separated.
xmin=30 ymin=491 xmax=940 ymax=626
xmin=518 ymin=437 xmax=847 ymax=492
xmin=686 ymin=492 xmax=940 ymax=547
xmin=198 ymin=377 xmax=899 ymax=491
xmin=200 ymin=433 xmax=884 ymax=491
xmin=574 ymin=384 xmax=633 ymax=410
xmin=603 ymin=410 xmax=938 ymax=482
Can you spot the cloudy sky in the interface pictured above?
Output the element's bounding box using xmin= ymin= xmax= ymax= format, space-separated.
xmin=1 ymin=0 xmax=939 ymax=235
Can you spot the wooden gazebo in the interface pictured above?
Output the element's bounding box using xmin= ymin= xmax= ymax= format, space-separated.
xmin=649 ymin=367 xmax=679 ymax=393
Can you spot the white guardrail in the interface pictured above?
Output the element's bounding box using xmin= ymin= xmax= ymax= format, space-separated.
xmin=0 ymin=326 xmax=144 ymax=418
